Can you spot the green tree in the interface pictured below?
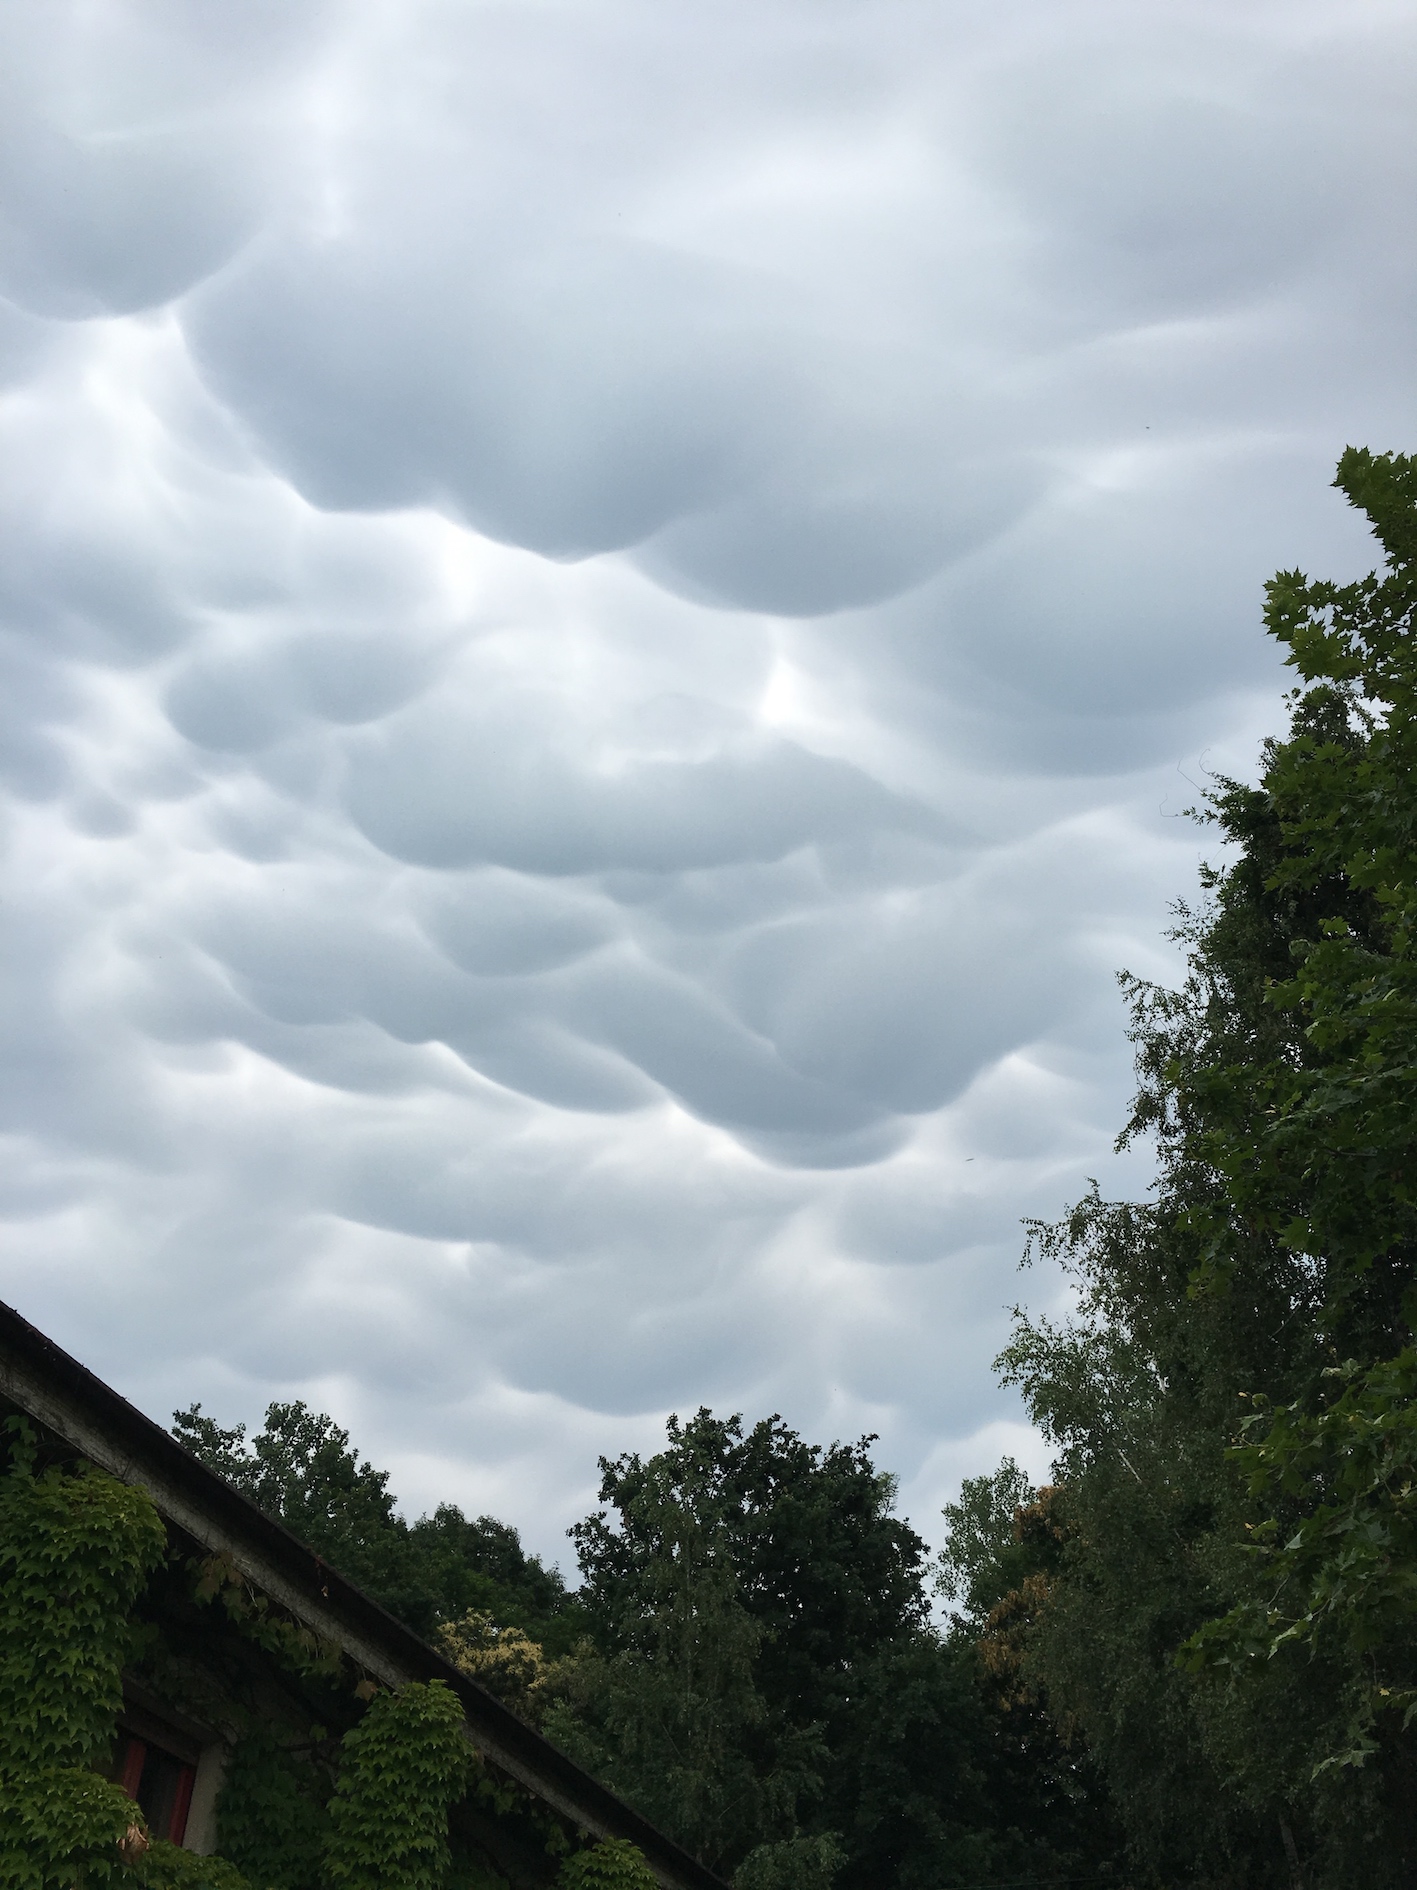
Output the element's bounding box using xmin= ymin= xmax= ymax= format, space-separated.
xmin=551 ymin=1413 xmax=813 ymax=1876
xmin=732 ymin=1834 xmax=843 ymax=1890
xmin=1174 ymin=451 xmax=1417 ymax=1760
xmin=564 ymin=1409 xmax=1111 ymax=1889
xmin=572 ymin=1411 xmax=927 ymax=1743
xmin=935 ymin=1457 xmax=1038 ymax=1624
xmin=173 ymin=1402 xmax=574 ymax=1646
xmin=933 ymin=1466 xmax=1123 ymax=1887
xmin=997 ymin=448 xmax=1417 ymax=1887
xmin=407 ymin=1507 xmax=584 ymax=1656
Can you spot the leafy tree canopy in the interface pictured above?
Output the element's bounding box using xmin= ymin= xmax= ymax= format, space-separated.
xmin=995 ymin=447 xmax=1417 ymax=1888
xmin=572 ymin=1408 xmax=929 ymax=1730
xmin=172 ymin=1401 xmax=577 ymax=1647
xmin=563 ymin=1409 xmax=1118 ymax=1890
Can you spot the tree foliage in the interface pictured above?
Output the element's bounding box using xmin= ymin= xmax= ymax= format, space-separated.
xmin=173 ymin=1402 xmax=576 ymax=1647
xmin=996 ymin=447 xmax=1417 ymax=1887
xmin=558 ymin=1408 xmax=1116 ymax=1889
xmin=554 ymin=1840 xmax=658 ymax=1890
xmin=551 ymin=1412 xmax=804 ymax=1877
xmin=571 ymin=1410 xmax=927 ymax=1740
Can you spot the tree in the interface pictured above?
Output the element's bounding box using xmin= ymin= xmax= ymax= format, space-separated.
xmin=935 ymin=1457 xmax=1038 ymax=1625
xmin=572 ymin=1410 xmax=928 ymax=1738
xmin=1175 ymin=451 xmax=1417 ymax=1761
xmin=997 ymin=448 xmax=1417 ymax=1887
xmin=934 ymin=1464 xmax=1123 ymax=1886
xmin=552 ymin=1411 xmax=819 ymax=1878
xmin=173 ymin=1402 xmax=575 ymax=1646
xmin=563 ymin=1409 xmax=1113 ymax=1889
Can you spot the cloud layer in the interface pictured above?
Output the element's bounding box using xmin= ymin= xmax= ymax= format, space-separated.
xmin=0 ymin=0 xmax=1412 ymax=1562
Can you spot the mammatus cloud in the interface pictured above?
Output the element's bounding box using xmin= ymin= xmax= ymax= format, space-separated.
xmin=0 ymin=0 xmax=1412 ymax=1561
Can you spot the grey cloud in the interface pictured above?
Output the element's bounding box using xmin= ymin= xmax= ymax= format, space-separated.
xmin=184 ymin=233 xmax=777 ymax=559
xmin=0 ymin=0 xmax=1413 ymax=1569
xmin=721 ymin=888 xmax=1071 ymax=1117
xmin=0 ymin=294 xmax=56 ymax=386
xmin=0 ymin=115 xmax=259 ymax=321
xmin=0 ymin=635 xmax=78 ymax=798
xmin=165 ymin=654 xmax=300 ymax=754
xmin=549 ymin=949 xmax=895 ymax=1149
xmin=0 ymin=0 xmax=329 ymax=320
xmin=162 ymin=865 xmax=899 ymax=1148
xmin=975 ymin=58 xmax=1357 ymax=321
xmin=815 ymin=442 xmax=1398 ymax=788
xmin=419 ymin=873 xmax=616 ymax=978
xmin=165 ymin=628 xmax=443 ymax=752
xmin=174 ymin=3 xmax=1053 ymax=608
xmin=632 ymin=451 xmax=1043 ymax=617
xmin=341 ymin=696 xmax=943 ymax=874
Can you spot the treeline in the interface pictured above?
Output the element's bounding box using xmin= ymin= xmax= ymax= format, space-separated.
xmin=172 ymin=1399 xmax=584 ymax=1655
xmin=178 ymin=449 xmax=1417 ymax=1888
xmin=175 ymin=1396 xmax=1116 ymax=1888
xmin=959 ymin=447 xmax=1417 ymax=1887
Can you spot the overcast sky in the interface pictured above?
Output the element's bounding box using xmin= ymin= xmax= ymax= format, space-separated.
xmin=0 ymin=0 xmax=1412 ymax=1571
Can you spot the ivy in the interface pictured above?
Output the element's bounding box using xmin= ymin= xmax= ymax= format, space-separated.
xmin=0 ymin=1421 xmax=598 ymax=1890
xmin=0 ymin=1766 xmax=147 ymax=1890
xmin=133 ymin=1842 xmax=251 ymax=1890
xmin=0 ymin=1426 xmax=168 ymax=1890
xmin=191 ymin=1552 xmax=344 ymax=1683
xmin=324 ymin=1682 xmax=470 ymax=1890
xmin=555 ymin=1840 xmax=658 ymax=1890
xmin=0 ymin=1434 xmax=167 ymax=1771
xmin=216 ymin=1726 xmax=332 ymax=1890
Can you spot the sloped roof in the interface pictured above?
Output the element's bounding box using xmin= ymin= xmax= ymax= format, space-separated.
xmin=0 ymin=1298 xmax=724 ymax=1890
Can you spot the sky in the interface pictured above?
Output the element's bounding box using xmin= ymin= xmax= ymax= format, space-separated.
xmin=0 ymin=0 xmax=1413 ymax=1574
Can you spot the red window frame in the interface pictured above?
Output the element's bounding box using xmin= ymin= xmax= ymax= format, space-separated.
xmin=111 ymin=1725 xmax=199 ymax=1846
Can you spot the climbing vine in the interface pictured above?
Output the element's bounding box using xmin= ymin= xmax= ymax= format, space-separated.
xmin=324 ymin=1681 xmax=470 ymax=1890
xmin=215 ymin=1726 xmax=333 ymax=1890
xmin=0 ymin=1418 xmax=660 ymax=1890
xmin=191 ymin=1551 xmax=345 ymax=1683
xmin=554 ymin=1840 xmax=658 ymax=1890
xmin=0 ymin=1416 xmax=166 ymax=1889
xmin=134 ymin=1845 xmax=250 ymax=1890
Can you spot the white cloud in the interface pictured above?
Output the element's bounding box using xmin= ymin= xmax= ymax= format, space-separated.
xmin=0 ymin=0 xmax=1412 ymax=1568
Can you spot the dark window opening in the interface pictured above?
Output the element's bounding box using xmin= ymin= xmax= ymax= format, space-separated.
xmin=110 ymin=1731 xmax=196 ymax=1846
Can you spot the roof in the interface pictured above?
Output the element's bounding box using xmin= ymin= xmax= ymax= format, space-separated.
xmin=0 ymin=1297 xmax=725 ymax=1890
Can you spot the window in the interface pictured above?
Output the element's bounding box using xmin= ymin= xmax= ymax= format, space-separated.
xmin=108 ymin=1706 xmax=202 ymax=1846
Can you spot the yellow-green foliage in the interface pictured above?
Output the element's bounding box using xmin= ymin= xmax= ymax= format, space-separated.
xmin=324 ymin=1682 xmax=471 ymax=1890
xmin=555 ymin=1840 xmax=657 ymax=1890
xmin=437 ymin=1612 xmax=552 ymax=1724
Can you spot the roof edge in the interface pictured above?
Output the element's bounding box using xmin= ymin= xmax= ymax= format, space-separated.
xmin=0 ymin=1298 xmax=725 ymax=1890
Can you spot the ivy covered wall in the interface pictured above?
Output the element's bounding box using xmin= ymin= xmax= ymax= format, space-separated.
xmin=0 ymin=1405 xmax=660 ymax=1890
